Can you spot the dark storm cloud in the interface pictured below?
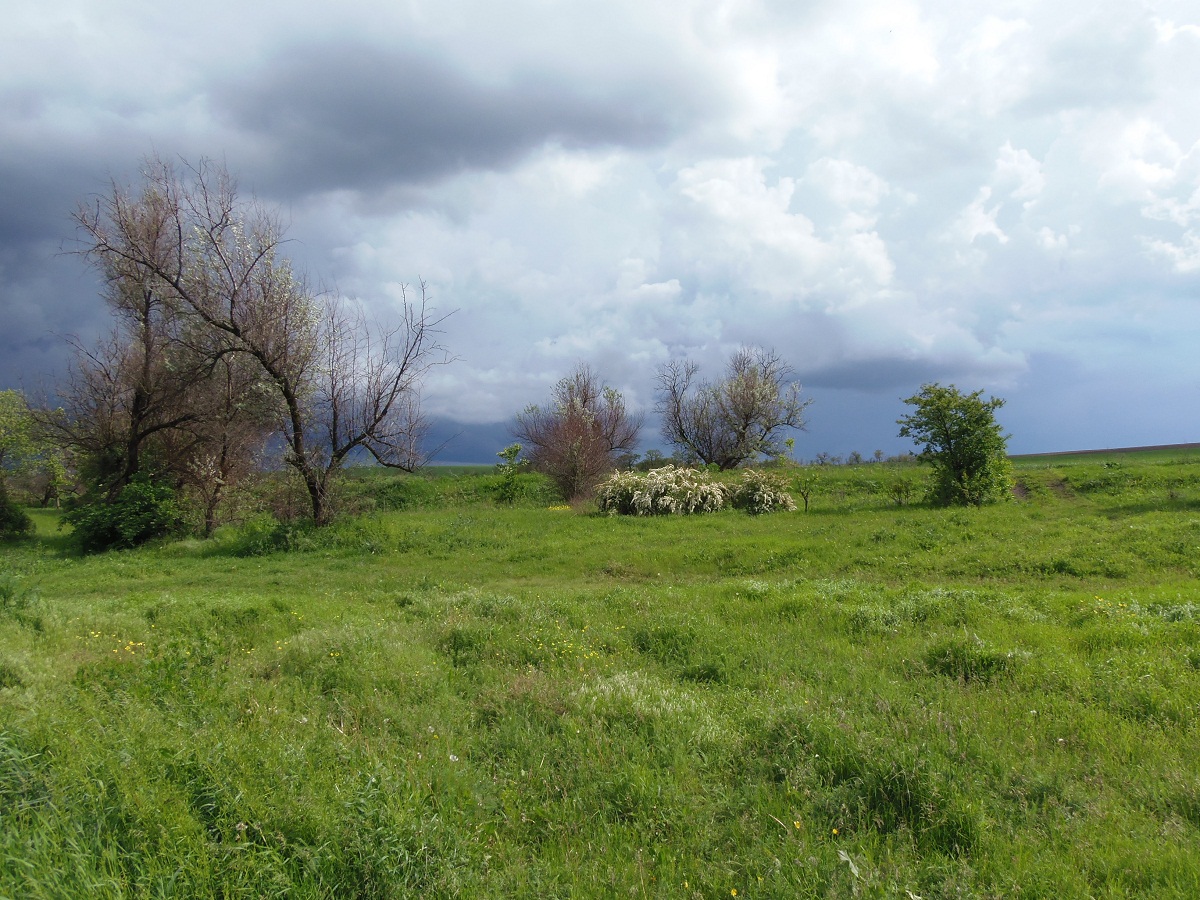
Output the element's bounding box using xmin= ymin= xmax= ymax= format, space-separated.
xmin=0 ymin=79 xmax=153 ymax=249
xmin=0 ymin=157 xmax=90 ymax=248
xmin=0 ymin=141 xmax=123 ymax=392
xmin=213 ymin=40 xmax=716 ymax=197
xmin=2 ymin=0 xmax=1198 ymax=457
xmin=0 ymin=117 xmax=109 ymax=389
xmin=797 ymin=352 xmax=1019 ymax=392
xmin=0 ymin=242 xmax=106 ymax=394
xmin=0 ymin=95 xmax=160 ymax=394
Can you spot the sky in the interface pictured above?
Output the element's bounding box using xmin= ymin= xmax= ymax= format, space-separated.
xmin=2 ymin=0 xmax=1199 ymax=462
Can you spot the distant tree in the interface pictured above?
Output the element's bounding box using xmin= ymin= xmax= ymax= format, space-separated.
xmin=635 ymin=448 xmax=667 ymax=471
xmin=1 ymin=390 xmax=69 ymax=510
xmin=656 ymin=347 xmax=811 ymax=470
xmin=513 ymin=364 xmax=642 ymax=501
xmin=0 ymin=391 xmax=36 ymax=537
xmin=897 ymin=383 xmax=1012 ymax=506
xmin=873 ymin=449 xmax=884 ymax=463
xmin=73 ymin=156 xmax=451 ymax=526
xmin=792 ymin=468 xmax=820 ymax=512
xmin=0 ymin=391 xmax=37 ymax=481
xmin=847 ymin=451 xmax=864 ymax=465
xmin=613 ymin=450 xmax=640 ymax=471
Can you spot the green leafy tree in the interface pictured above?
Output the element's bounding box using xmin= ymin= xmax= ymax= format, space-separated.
xmin=494 ymin=443 xmax=526 ymax=505
xmin=791 ymin=468 xmax=820 ymax=512
xmin=0 ymin=393 xmax=33 ymax=535
xmin=0 ymin=390 xmax=46 ymax=477
xmin=0 ymin=391 xmax=68 ymax=529
xmin=1 ymin=396 xmax=31 ymax=536
xmin=897 ymin=383 xmax=1012 ymax=506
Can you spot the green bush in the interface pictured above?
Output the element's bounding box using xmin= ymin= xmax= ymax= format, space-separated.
xmin=63 ymin=476 xmax=184 ymax=552
xmin=928 ymin=456 xmax=1013 ymax=507
xmin=494 ymin=444 xmax=526 ymax=504
xmin=898 ymin=383 xmax=1012 ymax=506
xmin=886 ymin=474 xmax=921 ymax=506
xmin=0 ymin=488 xmax=32 ymax=540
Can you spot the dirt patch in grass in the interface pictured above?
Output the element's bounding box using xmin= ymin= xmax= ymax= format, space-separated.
xmin=1049 ymin=479 xmax=1074 ymax=499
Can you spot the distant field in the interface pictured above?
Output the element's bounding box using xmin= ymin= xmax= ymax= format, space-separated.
xmin=3 ymin=452 xmax=1200 ymax=897
xmin=1012 ymin=442 xmax=1200 ymax=465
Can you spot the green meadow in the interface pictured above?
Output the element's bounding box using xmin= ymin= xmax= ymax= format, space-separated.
xmin=2 ymin=452 xmax=1200 ymax=898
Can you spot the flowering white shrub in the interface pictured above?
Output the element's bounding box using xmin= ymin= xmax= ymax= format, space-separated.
xmin=730 ymin=469 xmax=797 ymax=514
xmin=594 ymin=470 xmax=643 ymax=515
xmin=596 ymin=466 xmax=728 ymax=516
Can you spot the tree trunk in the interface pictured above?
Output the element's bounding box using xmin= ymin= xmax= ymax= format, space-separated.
xmin=203 ymin=486 xmax=222 ymax=536
xmin=303 ymin=469 xmax=330 ymax=527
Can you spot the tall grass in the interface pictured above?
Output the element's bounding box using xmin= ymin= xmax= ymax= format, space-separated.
xmin=3 ymin=454 xmax=1200 ymax=896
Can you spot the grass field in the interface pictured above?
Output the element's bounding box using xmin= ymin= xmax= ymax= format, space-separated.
xmin=2 ymin=453 xmax=1200 ymax=898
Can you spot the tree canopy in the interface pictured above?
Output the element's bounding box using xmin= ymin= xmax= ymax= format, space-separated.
xmin=0 ymin=390 xmax=36 ymax=474
xmin=656 ymin=347 xmax=810 ymax=470
xmin=513 ymin=364 xmax=641 ymax=501
xmin=70 ymin=156 xmax=451 ymax=528
xmin=897 ymin=383 xmax=1012 ymax=506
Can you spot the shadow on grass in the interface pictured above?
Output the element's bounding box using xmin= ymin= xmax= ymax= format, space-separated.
xmin=1 ymin=508 xmax=78 ymax=558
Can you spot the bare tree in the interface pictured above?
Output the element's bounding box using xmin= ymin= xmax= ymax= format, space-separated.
xmin=41 ymin=271 xmax=207 ymax=499
xmin=513 ymin=364 xmax=642 ymax=501
xmin=165 ymin=354 xmax=273 ymax=535
xmin=73 ymin=156 xmax=451 ymax=525
xmin=40 ymin=268 xmax=277 ymax=533
xmin=656 ymin=347 xmax=811 ymax=470
xmin=315 ymin=291 xmax=443 ymax=472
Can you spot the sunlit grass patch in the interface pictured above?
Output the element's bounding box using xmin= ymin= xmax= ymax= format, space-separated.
xmin=573 ymin=670 xmax=729 ymax=746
